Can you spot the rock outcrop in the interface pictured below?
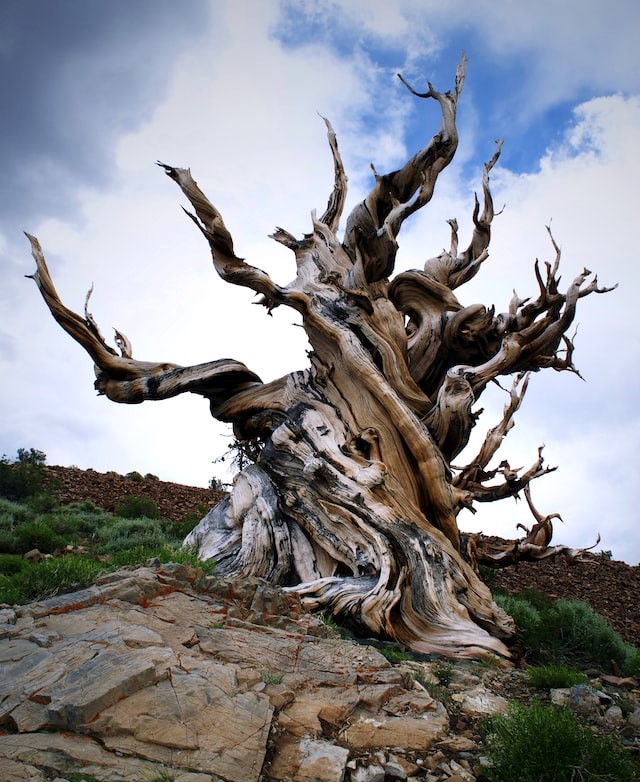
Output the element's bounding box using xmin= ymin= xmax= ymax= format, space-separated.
xmin=1 ymin=563 xmax=638 ymax=781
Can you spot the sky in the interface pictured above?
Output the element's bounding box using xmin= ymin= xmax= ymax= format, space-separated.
xmin=1 ymin=0 xmax=639 ymax=563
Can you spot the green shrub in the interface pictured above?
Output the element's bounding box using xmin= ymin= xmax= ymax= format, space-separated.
xmin=0 ymin=556 xmax=104 ymax=604
xmin=495 ymin=593 xmax=640 ymax=676
xmin=12 ymin=519 xmax=65 ymax=554
xmin=0 ymin=448 xmax=48 ymax=501
xmin=114 ymin=495 xmax=161 ymax=519
xmin=25 ymin=492 xmax=58 ymax=513
xmin=59 ymin=501 xmax=112 ymax=530
xmin=170 ymin=512 xmax=202 ymax=539
xmin=95 ymin=517 xmax=169 ymax=554
xmin=378 ymin=647 xmax=413 ymax=663
xmin=107 ymin=543 xmax=215 ymax=574
xmin=0 ymin=554 xmax=28 ymax=577
xmin=125 ymin=471 xmax=145 ymax=482
xmin=525 ymin=664 xmax=588 ymax=688
xmin=484 ymin=701 xmax=639 ymax=782
xmin=431 ymin=660 xmax=453 ymax=686
xmin=0 ymin=498 xmax=34 ymax=528
xmin=106 ymin=544 xmax=168 ymax=567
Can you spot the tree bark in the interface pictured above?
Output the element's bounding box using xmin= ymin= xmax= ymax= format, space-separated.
xmin=28 ymin=58 xmax=613 ymax=660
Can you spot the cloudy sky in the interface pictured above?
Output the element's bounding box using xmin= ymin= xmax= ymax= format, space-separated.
xmin=1 ymin=0 xmax=639 ymax=562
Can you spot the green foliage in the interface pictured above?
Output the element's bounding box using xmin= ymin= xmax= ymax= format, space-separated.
xmin=50 ymin=501 xmax=111 ymax=533
xmin=495 ymin=592 xmax=640 ymax=675
xmin=95 ymin=516 xmax=170 ymax=554
xmin=12 ymin=519 xmax=65 ymax=554
xmin=413 ymin=670 xmax=451 ymax=704
xmin=431 ymin=659 xmax=453 ymax=686
xmin=16 ymin=447 xmax=47 ymax=465
xmin=209 ymin=476 xmax=226 ymax=491
xmin=107 ymin=544 xmax=215 ymax=575
xmin=171 ymin=511 xmax=203 ymax=539
xmin=478 ymin=563 xmax=497 ymax=586
xmin=0 ymin=556 xmax=104 ymax=604
xmin=484 ymin=701 xmax=639 ymax=782
xmin=378 ymin=646 xmax=413 ymax=663
xmin=261 ymin=669 xmax=285 ymax=685
xmin=125 ymin=470 xmax=145 ymax=482
xmin=114 ymin=495 xmax=161 ymax=520
xmin=0 ymin=499 xmax=114 ymax=555
xmin=525 ymin=664 xmax=589 ymax=689
xmin=0 ymin=488 xmax=215 ymax=605
xmin=0 ymin=447 xmax=48 ymax=501
xmin=0 ymin=554 xmax=28 ymax=577
xmin=0 ymin=497 xmax=34 ymax=529
xmin=317 ymin=610 xmax=343 ymax=635
xmin=171 ymin=546 xmax=216 ymax=575
xmin=25 ymin=492 xmax=57 ymax=513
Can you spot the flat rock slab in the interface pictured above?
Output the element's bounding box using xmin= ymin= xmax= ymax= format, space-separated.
xmin=268 ymin=736 xmax=350 ymax=782
xmin=2 ymin=565 xmax=530 ymax=782
xmin=0 ymin=565 xmax=418 ymax=782
xmin=196 ymin=621 xmax=390 ymax=685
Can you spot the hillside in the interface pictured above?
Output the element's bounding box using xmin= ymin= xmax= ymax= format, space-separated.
xmin=46 ymin=464 xmax=640 ymax=647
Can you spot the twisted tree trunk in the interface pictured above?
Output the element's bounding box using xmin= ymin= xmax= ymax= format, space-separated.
xmin=28 ymin=58 xmax=612 ymax=660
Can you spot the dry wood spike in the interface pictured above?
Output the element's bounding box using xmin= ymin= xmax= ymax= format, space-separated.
xmin=28 ymin=57 xmax=614 ymax=660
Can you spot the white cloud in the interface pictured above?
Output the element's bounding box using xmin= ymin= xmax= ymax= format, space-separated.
xmin=447 ymin=94 xmax=640 ymax=563
xmin=1 ymin=0 xmax=638 ymax=562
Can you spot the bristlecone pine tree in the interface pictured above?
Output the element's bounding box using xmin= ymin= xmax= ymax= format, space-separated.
xmin=27 ymin=58 xmax=613 ymax=659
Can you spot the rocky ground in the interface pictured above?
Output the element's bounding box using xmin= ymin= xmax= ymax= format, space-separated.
xmin=1 ymin=562 xmax=639 ymax=782
xmin=45 ymin=465 xmax=640 ymax=647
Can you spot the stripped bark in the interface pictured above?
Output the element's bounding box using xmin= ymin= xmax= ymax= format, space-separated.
xmin=28 ymin=59 xmax=613 ymax=660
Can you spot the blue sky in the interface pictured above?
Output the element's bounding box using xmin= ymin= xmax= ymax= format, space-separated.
xmin=1 ymin=0 xmax=639 ymax=562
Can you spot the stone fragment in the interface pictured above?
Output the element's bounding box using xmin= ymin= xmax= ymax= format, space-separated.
xmin=451 ymin=685 xmax=509 ymax=717
xmin=41 ymin=647 xmax=167 ymax=728
xmin=628 ymin=707 xmax=640 ymax=729
xmin=342 ymin=710 xmax=449 ymax=750
xmin=120 ymin=624 xmax=164 ymax=647
xmin=268 ymin=735 xmax=349 ymax=782
xmin=383 ymin=689 xmax=443 ymax=716
xmin=550 ymin=687 xmax=570 ymax=707
xmin=265 ymin=685 xmax=295 ymax=710
xmin=0 ymin=609 xmax=16 ymax=625
xmin=0 ymin=757 xmax=46 ymax=781
xmin=0 ymin=644 xmax=66 ymax=722
xmin=447 ymin=758 xmax=476 ymax=781
xmin=389 ymin=754 xmax=420 ymax=776
xmin=447 ymin=668 xmax=481 ymax=688
xmin=603 ymin=704 xmax=624 ymax=728
xmin=7 ymin=699 xmax=48 ymax=732
xmin=278 ymin=690 xmax=357 ymax=737
xmin=385 ymin=758 xmax=409 ymax=780
xmin=436 ymin=735 xmax=478 ymax=752
xmin=351 ymin=763 xmax=386 ymax=782
xmin=568 ymin=684 xmax=603 ymax=718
